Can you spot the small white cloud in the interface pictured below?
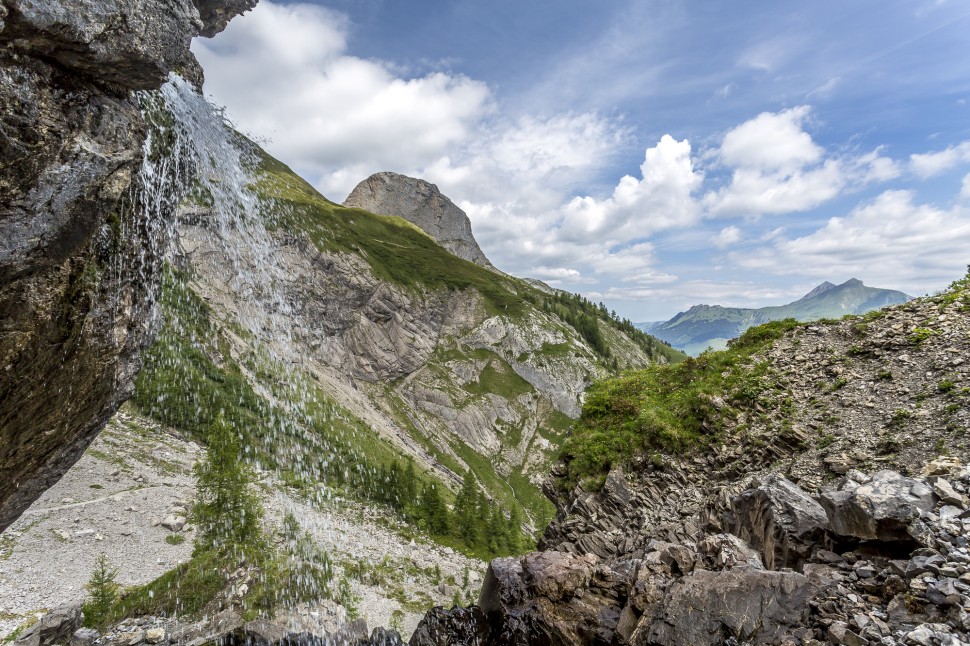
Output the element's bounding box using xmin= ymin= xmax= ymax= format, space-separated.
xmin=961 ymin=172 xmax=970 ymax=200
xmin=806 ymin=76 xmax=842 ymax=99
xmin=712 ymin=225 xmax=743 ymax=249
xmin=704 ymin=106 xmax=900 ymax=216
xmin=909 ymin=140 xmax=970 ymax=178
xmin=718 ymin=106 xmax=821 ymax=173
xmin=529 ymin=266 xmax=584 ymax=281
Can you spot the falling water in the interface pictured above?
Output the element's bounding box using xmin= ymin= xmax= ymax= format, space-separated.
xmin=130 ymin=74 xmax=345 ymax=625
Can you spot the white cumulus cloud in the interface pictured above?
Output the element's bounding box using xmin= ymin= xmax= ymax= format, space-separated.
xmin=910 ymin=140 xmax=970 ymax=178
xmin=733 ymin=189 xmax=970 ymax=293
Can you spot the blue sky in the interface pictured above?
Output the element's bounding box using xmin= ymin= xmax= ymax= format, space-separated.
xmin=193 ymin=0 xmax=970 ymax=320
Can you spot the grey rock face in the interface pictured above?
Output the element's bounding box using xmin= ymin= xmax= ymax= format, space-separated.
xmin=726 ymin=474 xmax=829 ymax=570
xmin=14 ymin=604 xmax=83 ymax=646
xmin=0 ymin=0 xmax=252 ymax=532
xmin=644 ymin=570 xmax=815 ymax=646
xmin=819 ymin=469 xmax=936 ymax=542
xmin=344 ymin=172 xmax=493 ymax=268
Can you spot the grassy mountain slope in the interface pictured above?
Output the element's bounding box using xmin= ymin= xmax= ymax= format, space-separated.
xmin=132 ymin=138 xmax=684 ymax=557
xmin=643 ymin=278 xmax=911 ymax=355
xmin=559 ymin=270 xmax=968 ymax=493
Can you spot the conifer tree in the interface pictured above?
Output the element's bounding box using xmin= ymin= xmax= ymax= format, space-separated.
xmin=83 ymin=553 xmax=119 ymax=631
xmin=191 ymin=413 xmax=265 ymax=557
xmin=453 ymin=471 xmax=481 ymax=543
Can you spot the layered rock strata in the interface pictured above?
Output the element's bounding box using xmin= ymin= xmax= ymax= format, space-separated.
xmin=413 ymin=465 xmax=970 ymax=645
xmin=0 ymin=0 xmax=254 ymax=531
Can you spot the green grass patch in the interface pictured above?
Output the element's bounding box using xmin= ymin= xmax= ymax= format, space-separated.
xmin=558 ymin=319 xmax=801 ymax=490
xmin=463 ymin=359 xmax=534 ymax=400
xmin=256 ymin=157 xmax=526 ymax=317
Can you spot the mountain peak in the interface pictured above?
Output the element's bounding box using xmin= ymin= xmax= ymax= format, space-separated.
xmin=343 ymin=172 xmax=493 ymax=268
xmin=799 ymin=281 xmax=837 ymax=301
xmin=840 ymin=278 xmax=864 ymax=288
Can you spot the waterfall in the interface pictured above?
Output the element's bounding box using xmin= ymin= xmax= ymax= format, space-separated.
xmin=131 ymin=74 xmax=339 ymax=619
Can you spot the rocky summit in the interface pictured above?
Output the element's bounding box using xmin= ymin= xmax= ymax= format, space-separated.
xmin=0 ymin=0 xmax=254 ymax=533
xmin=344 ymin=172 xmax=494 ymax=269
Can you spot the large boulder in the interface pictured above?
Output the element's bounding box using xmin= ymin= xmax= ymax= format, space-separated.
xmin=476 ymin=551 xmax=624 ymax=646
xmin=0 ymin=0 xmax=253 ymax=532
xmin=819 ymin=469 xmax=935 ymax=542
xmin=635 ymin=570 xmax=816 ymax=646
xmin=14 ymin=604 xmax=83 ymax=646
xmin=726 ymin=474 xmax=830 ymax=570
xmin=408 ymin=606 xmax=489 ymax=646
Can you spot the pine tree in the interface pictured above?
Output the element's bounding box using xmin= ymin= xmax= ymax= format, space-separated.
xmin=506 ymin=505 xmax=523 ymax=554
xmin=191 ymin=414 xmax=265 ymax=557
xmin=402 ymin=460 xmax=418 ymax=507
xmin=420 ymin=484 xmax=450 ymax=535
xmin=83 ymin=553 xmax=119 ymax=632
xmin=453 ymin=471 xmax=481 ymax=544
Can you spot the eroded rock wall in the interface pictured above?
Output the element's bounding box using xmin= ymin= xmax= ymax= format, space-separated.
xmin=0 ymin=0 xmax=255 ymax=531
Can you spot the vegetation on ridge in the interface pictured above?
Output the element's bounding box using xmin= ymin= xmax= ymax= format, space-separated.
xmin=559 ymin=319 xmax=802 ymax=490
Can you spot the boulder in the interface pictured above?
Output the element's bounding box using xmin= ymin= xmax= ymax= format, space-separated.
xmin=15 ymin=605 xmax=83 ymax=646
xmin=408 ymin=606 xmax=489 ymax=646
xmin=637 ymin=570 xmax=816 ymax=646
xmin=819 ymin=470 xmax=935 ymax=542
xmin=727 ymin=474 xmax=829 ymax=570
xmin=696 ymin=533 xmax=765 ymax=570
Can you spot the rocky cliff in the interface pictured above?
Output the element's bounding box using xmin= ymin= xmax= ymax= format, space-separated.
xmin=161 ymin=147 xmax=681 ymax=528
xmin=410 ymin=271 xmax=970 ymax=644
xmin=344 ymin=172 xmax=494 ymax=269
xmin=0 ymin=0 xmax=254 ymax=532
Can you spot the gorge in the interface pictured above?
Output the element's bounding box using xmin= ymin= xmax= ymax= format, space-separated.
xmin=1 ymin=1 xmax=969 ymax=646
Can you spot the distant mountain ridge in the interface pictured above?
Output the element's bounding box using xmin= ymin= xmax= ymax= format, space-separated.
xmin=641 ymin=278 xmax=912 ymax=355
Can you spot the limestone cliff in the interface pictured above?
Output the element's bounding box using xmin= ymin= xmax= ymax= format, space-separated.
xmin=157 ymin=148 xmax=681 ymax=527
xmin=344 ymin=172 xmax=494 ymax=269
xmin=0 ymin=0 xmax=254 ymax=531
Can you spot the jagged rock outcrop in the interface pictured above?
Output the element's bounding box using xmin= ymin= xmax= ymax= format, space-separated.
xmin=344 ymin=172 xmax=494 ymax=268
xmin=411 ymin=281 xmax=970 ymax=644
xmin=0 ymin=0 xmax=253 ymax=532
xmin=413 ymin=466 xmax=970 ymax=645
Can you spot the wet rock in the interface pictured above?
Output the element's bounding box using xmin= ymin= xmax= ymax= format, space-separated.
xmin=819 ymin=470 xmax=936 ymax=542
xmin=0 ymin=0 xmax=252 ymax=533
xmin=408 ymin=606 xmax=489 ymax=646
xmin=726 ymin=474 xmax=830 ymax=570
